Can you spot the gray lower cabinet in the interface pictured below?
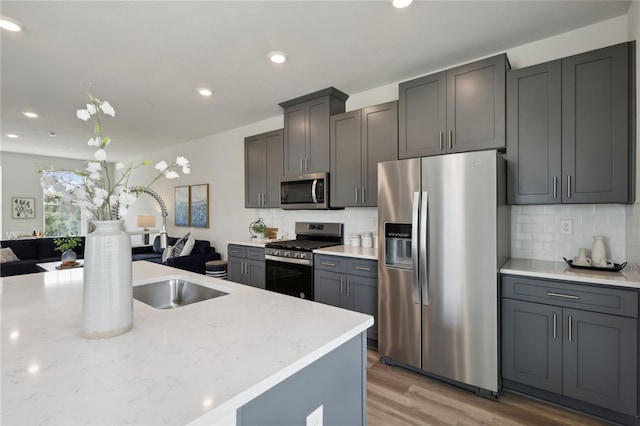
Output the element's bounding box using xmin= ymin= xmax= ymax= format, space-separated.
xmin=501 ymin=275 xmax=638 ymax=421
xmin=314 ymin=255 xmax=378 ymax=343
xmin=228 ymin=244 xmax=265 ymax=289
xmin=330 ymin=101 xmax=398 ymax=207
xmin=244 ymin=129 xmax=283 ymax=208
xmin=398 ymin=54 xmax=508 ymax=159
xmin=507 ymin=41 xmax=634 ymax=204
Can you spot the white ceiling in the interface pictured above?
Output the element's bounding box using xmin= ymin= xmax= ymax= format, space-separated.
xmin=0 ymin=0 xmax=632 ymax=162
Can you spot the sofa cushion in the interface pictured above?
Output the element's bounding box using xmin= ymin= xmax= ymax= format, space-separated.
xmin=35 ymin=238 xmax=59 ymax=259
xmin=153 ymin=236 xmax=178 ymax=254
xmin=179 ymin=235 xmax=195 ymax=257
xmin=172 ymin=233 xmax=191 ymax=257
xmin=1 ymin=239 xmax=37 ymax=260
xmin=0 ymin=247 xmax=19 ymax=263
xmin=193 ymin=240 xmax=211 ymax=255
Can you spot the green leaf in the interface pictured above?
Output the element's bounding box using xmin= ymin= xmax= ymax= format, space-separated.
xmin=142 ymin=160 xmax=152 ymax=166
xmin=103 ymin=136 xmax=110 ymax=146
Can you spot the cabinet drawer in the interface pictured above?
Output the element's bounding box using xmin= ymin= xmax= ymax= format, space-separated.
xmin=502 ymin=275 xmax=638 ymax=318
xmin=315 ymin=254 xmax=346 ymax=272
xmin=228 ymin=244 xmax=246 ymax=258
xmin=246 ymin=247 xmax=265 ymax=260
xmin=346 ymin=259 xmax=378 ymax=278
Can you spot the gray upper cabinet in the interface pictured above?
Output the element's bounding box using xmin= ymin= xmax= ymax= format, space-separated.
xmin=399 ymin=54 xmax=508 ymax=159
xmin=507 ymin=42 xmax=634 ymax=204
xmin=244 ymin=129 xmax=283 ymax=208
xmin=331 ymin=101 xmax=398 ymax=207
xmin=280 ymin=87 xmax=348 ymax=176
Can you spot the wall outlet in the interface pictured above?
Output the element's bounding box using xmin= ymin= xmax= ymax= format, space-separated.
xmin=306 ymin=405 xmax=323 ymax=426
xmin=560 ymin=219 xmax=573 ymax=235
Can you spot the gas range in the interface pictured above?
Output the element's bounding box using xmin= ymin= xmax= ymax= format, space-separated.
xmin=265 ymin=222 xmax=343 ymax=265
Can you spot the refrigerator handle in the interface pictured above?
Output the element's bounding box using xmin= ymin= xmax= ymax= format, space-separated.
xmin=420 ymin=191 xmax=430 ymax=306
xmin=411 ymin=192 xmax=421 ymax=305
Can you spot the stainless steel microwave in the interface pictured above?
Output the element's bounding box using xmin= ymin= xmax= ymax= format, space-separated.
xmin=280 ymin=172 xmax=329 ymax=209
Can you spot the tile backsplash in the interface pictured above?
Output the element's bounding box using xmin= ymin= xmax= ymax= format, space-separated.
xmin=626 ymin=203 xmax=640 ymax=266
xmin=511 ymin=204 xmax=627 ymax=262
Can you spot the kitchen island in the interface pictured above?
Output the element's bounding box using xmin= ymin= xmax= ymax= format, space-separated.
xmin=1 ymin=261 xmax=373 ymax=425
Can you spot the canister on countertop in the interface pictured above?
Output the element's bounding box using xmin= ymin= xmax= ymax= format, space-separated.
xmin=350 ymin=233 xmax=361 ymax=247
xmin=362 ymin=232 xmax=373 ymax=248
xmin=373 ymin=232 xmax=378 ymax=248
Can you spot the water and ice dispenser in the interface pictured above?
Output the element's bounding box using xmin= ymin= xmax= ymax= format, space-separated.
xmin=384 ymin=223 xmax=412 ymax=269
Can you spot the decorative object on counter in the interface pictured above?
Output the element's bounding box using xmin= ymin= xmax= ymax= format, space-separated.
xmin=83 ymin=220 xmax=132 ymax=338
xmin=573 ymin=247 xmax=592 ymax=266
xmin=175 ymin=185 xmax=190 ymax=226
xmin=361 ymin=232 xmax=373 ymax=248
xmin=205 ymin=260 xmax=227 ymax=279
xmin=266 ymin=227 xmax=278 ymax=240
xmin=54 ymin=233 xmax=82 ymax=267
xmin=136 ymin=214 xmax=155 ymax=245
xmin=40 ymin=93 xmax=191 ymax=339
xmin=11 ymin=197 xmax=35 ymax=219
xmin=590 ymin=235 xmax=608 ymax=265
xmin=190 ymin=183 xmax=209 ymax=228
xmin=563 ymin=257 xmax=627 ymax=272
xmin=373 ymin=232 xmax=378 ymax=248
xmin=249 ymin=218 xmax=268 ymax=240
xmin=350 ymin=233 xmax=361 ymax=247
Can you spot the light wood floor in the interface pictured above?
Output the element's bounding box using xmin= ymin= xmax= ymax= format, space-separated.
xmin=366 ymin=350 xmax=609 ymax=426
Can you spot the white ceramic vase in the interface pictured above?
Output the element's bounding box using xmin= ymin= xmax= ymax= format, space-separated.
xmin=82 ymin=220 xmax=133 ymax=339
xmin=590 ymin=236 xmax=607 ymax=265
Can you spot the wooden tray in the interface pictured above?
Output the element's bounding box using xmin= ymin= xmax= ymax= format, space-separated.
xmin=562 ymin=257 xmax=627 ymax=272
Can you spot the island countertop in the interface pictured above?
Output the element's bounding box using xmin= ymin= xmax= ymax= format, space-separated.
xmin=1 ymin=261 xmax=373 ymax=425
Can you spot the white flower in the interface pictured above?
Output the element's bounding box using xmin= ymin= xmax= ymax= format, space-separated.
xmin=182 ymin=165 xmax=191 ymax=175
xmin=77 ymin=109 xmax=91 ymax=121
xmin=118 ymin=191 xmax=137 ymax=206
xmin=87 ymin=161 xmax=101 ymax=173
xmin=155 ymin=161 xmax=168 ymax=172
xmin=176 ymin=156 xmax=189 ymax=167
xmin=87 ymin=137 xmax=99 ymax=146
xmin=115 ymin=162 xmax=126 ymax=171
xmin=164 ymin=170 xmax=179 ymax=179
xmin=100 ymin=101 xmax=115 ymax=117
xmin=94 ymin=149 xmax=107 ymax=161
xmin=86 ymin=103 xmax=97 ymax=115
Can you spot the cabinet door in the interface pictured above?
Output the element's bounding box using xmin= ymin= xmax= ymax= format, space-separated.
xmin=264 ymin=129 xmax=284 ymax=207
xmin=362 ymin=101 xmax=398 ymax=207
xmin=447 ymin=54 xmax=507 ymax=153
xmin=563 ymin=308 xmax=637 ymax=415
xmin=228 ymin=257 xmax=246 ymax=285
xmin=398 ymin=72 xmax=446 ymax=159
xmin=307 ymin=98 xmax=331 ymax=173
xmin=246 ymin=259 xmax=266 ymax=289
xmin=330 ymin=110 xmax=362 ymax=207
xmin=346 ymin=275 xmax=378 ymax=341
xmin=314 ymin=270 xmax=343 ymax=308
xmin=244 ymin=134 xmax=265 ymax=208
xmin=561 ymin=43 xmax=630 ymax=203
xmin=501 ymin=299 xmax=562 ymax=394
xmin=283 ymin=104 xmax=307 ymax=175
xmin=506 ymin=61 xmax=562 ymax=205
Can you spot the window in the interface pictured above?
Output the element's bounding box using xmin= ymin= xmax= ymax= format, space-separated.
xmin=41 ymin=171 xmax=85 ymax=236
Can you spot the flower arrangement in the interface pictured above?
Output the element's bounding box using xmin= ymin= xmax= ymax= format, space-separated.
xmin=41 ymin=93 xmax=190 ymax=221
xmin=53 ymin=234 xmax=82 ymax=252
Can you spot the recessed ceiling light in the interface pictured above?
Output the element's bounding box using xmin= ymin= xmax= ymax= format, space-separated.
xmin=23 ymin=111 xmax=38 ymax=118
xmin=392 ymin=0 xmax=413 ymax=8
xmin=6 ymin=133 xmax=19 ymax=138
xmin=198 ymin=88 xmax=212 ymax=97
xmin=269 ymin=51 xmax=287 ymax=64
xmin=0 ymin=16 xmax=22 ymax=32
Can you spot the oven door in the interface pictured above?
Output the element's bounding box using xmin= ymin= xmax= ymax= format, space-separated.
xmin=265 ymin=258 xmax=314 ymax=300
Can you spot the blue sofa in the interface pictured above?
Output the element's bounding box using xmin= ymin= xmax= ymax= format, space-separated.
xmin=0 ymin=235 xmax=220 ymax=277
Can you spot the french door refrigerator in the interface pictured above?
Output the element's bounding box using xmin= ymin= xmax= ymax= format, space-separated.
xmin=377 ymin=150 xmax=510 ymax=396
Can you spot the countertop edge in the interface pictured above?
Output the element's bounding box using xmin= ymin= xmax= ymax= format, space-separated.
xmin=313 ymin=245 xmax=378 ymax=260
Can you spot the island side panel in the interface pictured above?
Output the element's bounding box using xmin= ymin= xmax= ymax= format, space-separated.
xmin=236 ymin=332 xmax=367 ymax=425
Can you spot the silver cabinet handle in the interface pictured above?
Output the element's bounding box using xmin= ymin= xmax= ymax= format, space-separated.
xmin=553 ymin=313 xmax=557 ymax=339
xmin=448 ymin=130 xmax=453 ymax=149
xmin=553 ymin=177 xmax=557 ymax=199
xmin=355 ymin=187 xmax=359 ymax=204
xmin=300 ymin=158 xmax=304 ymax=172
xmin=411 ymin=192 xmax=420 ymax=304
xmin=231 ymin=249 xmax=240 ymax=254
xmin=355 ymin=266 xmax=371 ymax=271
xmin=340 ymin=278 xmax=344 ymax=295
xmin=322 ymin=261 xmax=336 ymax=267
xmin=439 ymin=131 xmax=443 ymax=150
xmin=567 ymin=175 xmax=572 ymax=198
xmin=362 ymin=187 xmax=366 ymax=204
xmin=305 ymin=157 xmax=309 ymax=171
xmin=547 ymin=292 xmax=579 ymax=300
xmin=568 ymin=315 xmax=573 ymax=342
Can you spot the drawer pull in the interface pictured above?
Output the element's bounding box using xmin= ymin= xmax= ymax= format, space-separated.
xmin=553 ymin=313 xmax=557 ymax=339
xmin=568 ymin=315 xmax=573 ymax=342
xmin=249 ymin=252 xmax=259 ymax=256
xmin=322 ymin=262 xmax=336 ymax=267
xmin=231 ymin=250 xmax=240 ymax=254
xmin=546 ymin=292 xmax=579 ymax=300
xmin=355 ymin=266 xmax=371 ymax=271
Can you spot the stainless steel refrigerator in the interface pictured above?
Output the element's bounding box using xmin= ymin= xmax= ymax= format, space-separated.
xmin=377 ymin=150 xmax=510 ymax=396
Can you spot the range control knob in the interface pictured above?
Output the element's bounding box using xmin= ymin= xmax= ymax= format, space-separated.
xmin=283 ymin=251 xmax=290 ymax=257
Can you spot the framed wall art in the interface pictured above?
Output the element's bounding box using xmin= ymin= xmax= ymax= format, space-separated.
xmin=174 ymin=186 xmax=190 ymax=227
xmin=190 ymin=184 xmax=209 ymax=228
xmin=12 ymin=197 xmax=35 ymax=219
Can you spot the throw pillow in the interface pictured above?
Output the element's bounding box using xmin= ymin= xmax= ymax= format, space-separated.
xmin=179 ymin=235 xmax=195 ymax=257
xmin=161 ymin=245 xmax=174 ymax=263
xmin=172 ymin=233 xmax=190 ymax=257
xmin=0 ymin=247 xmax=19 ymax=263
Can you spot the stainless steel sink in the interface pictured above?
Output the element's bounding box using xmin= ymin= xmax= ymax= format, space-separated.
xmin=133 ymin=279 xmax=228 ymax=309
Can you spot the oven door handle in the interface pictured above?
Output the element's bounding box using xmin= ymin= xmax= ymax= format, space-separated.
xmin=265 ymin=255 xmax=313 ymax=266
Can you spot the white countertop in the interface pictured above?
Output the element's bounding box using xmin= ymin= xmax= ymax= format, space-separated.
xmin=314 ymin=245 xmax=378 ymax=261
xmin=501 ymin=258 xmax=640 ymax=289
xmin=1 ymin=262 xmax=372 ymax=425
xmin=227 ymin=239 xmax=270 ymax=248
